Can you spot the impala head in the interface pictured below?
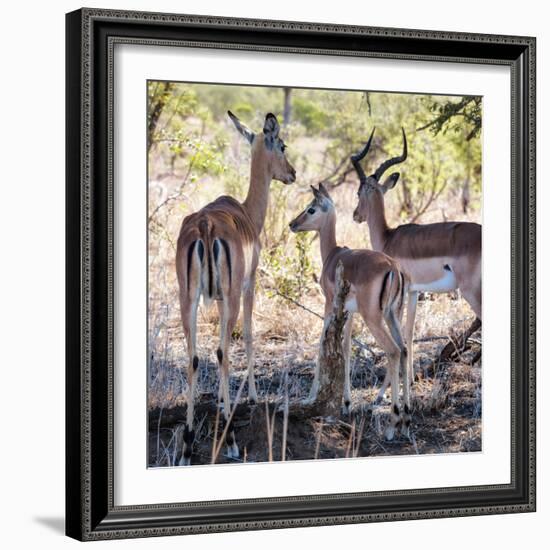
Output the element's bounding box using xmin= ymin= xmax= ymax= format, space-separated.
xmin=289 ymin=183 xmax=334 ymax=233
xmin=351 ymin=127 xmax=407 ymax=223
xmin=228 ymin=110 xmax=296 ymax=185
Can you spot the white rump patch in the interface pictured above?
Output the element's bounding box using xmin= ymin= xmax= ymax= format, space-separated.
xmin=410 ymin=265 xmax=458 ymax=294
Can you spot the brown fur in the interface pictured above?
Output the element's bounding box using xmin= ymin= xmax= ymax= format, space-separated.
xmin=175 ymin=112 xmax=296 ymax=465
xmin=353 ymin=179 xmax=481 ymax=319
xmin=177 ymin=196 xmax=258 ymax=296
xmin=383 ymin=221 xmax=481 ymax=260
xmin=290 ymin=184 xmax=411 ymax=433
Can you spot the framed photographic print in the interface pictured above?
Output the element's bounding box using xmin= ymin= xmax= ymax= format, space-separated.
xmin=65 ymin=7 xmax=536 ymax=541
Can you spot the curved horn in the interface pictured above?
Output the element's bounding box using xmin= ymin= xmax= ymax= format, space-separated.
xmin=350 ymin=127 xmax=376 ymax=184
xmin=373 ymin=127 xmax=407 ymax=181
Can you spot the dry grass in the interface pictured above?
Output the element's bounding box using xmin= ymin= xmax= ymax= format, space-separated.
xmin=147 ymin=130 xmax=482 ymax=468
xmin=148 ymin=255 xmax=481 ymax=467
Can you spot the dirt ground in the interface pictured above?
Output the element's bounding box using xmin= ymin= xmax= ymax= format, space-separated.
xmin=148 ymin=292 xmax=481 ymax=467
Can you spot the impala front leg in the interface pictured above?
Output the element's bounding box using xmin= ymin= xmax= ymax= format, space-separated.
xmin=217 ymin=294 xmax=240 ymax=459
xmin=304 ymin=303 xmax=332 ymax=405
xmin=367 ymin=320 xmax=402 ymax=441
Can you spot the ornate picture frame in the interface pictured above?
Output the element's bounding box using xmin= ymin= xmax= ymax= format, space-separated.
xmin=66 ymin=8 xmax=536 ymax=541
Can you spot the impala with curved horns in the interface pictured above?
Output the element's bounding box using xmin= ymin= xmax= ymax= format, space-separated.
xmin=176 ymin=111 xmax=296 ymax=465
xmin=351 ymin=128 xmax=481 ymax=381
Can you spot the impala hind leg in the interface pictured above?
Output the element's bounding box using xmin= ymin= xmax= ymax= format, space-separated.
xmin=439 ymin=268 xmax=482 ymax=361
xmin=178 ymin=291 xmax=201 ymax=466
xmin=242 ymin=276 xmax=258 ymax=404
xmin=404 ymin=291 xmax=418 ymax=391
xmin=439 ymin=282 xmax=481 ymax=362
xmin=386 ymin=306 xmax=411 ymax=437
xmin=217 ymin=293 xmax=241 ymax=459
xmin=366 ymin=317 xmax=403 ymax=441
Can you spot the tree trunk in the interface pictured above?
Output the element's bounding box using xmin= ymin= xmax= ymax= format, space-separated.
xmin=147 ymin=82 xmax=175 ymax=153
xmin=283 ymin=87 xmax=292 ymax=126
xmin=313 ymin=261 xmax=350 ymax=417
xmin=461 ymin=139 xmax=472 ymax=214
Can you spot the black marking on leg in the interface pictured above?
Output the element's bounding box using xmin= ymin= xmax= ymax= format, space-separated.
xmin=344 ymin=399 xmax=351 ymax=410
xmin=393 ymin=404 xmax=400 ymax=416
xmin=225 ymin=430 xmax=235 ymax=447
xmin=182 ymin=446 xmax=193 ymax=460
xmin=404 ymin=419 xmax=411 ymax=428
xmin=216 ymin=348 xmax=223 ymax=363
xmin=182 ymin=426 xmax=195 ymax=460
xmin=192 ymin=355 xmax=199 ymax=371
xmin=183 ymin=425 xmax=195 ymax=445
xmin=404 ymin=403 xmax=411 ymax=415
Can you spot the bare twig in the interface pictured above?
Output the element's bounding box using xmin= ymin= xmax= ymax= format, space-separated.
xmin=281 ymin=372 xmax=289 ymax=461
xmin=210 ymin=404 xmax=221 ymax=465
xmin=212 ymin=376 xmax=247 ymax=462
xmin=274 ymin=288 xmax=377 ymax=356
xmin=345 ymin=419 xmax=355 ymax=458
xmin=314 ymin=420 xmax=324 ymax=459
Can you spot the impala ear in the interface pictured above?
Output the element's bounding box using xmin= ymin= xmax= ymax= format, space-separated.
xmin=228 ymin=110 xmax=254 ymax=144
xmin=310 ymin=185 xmax=322 ymax=199
xmin=318 ymin=183 xmax=331 ymax=199
xmin=382 ymin=172 xmax=400 ymax=192
xmin=263 ymin=113 xmax=280 ymax=139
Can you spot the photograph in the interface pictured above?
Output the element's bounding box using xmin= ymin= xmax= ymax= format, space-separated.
xmin=147 ymin=81 xmax=483 ymax=467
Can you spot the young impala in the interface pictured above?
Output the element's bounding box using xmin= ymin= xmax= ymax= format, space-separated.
xmin=176 ymin=112 xmax=296 ymax=465
xmin=289 ymin=184 xmax=411 ymax=440
xmin=351 ymin=128 xmax=482 ymax=379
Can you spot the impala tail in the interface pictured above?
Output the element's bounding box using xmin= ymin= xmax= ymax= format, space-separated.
xmin=380 ymin=268 xmax=409 ymax=388
xmin=187 ymin=217 xmax=232 ymax=307
xmin=379 ymin=268 xmax=407 ymax=319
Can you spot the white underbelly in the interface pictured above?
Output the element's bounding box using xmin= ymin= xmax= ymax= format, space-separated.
xmin=409 ymin=264 xmax=458 ymax=293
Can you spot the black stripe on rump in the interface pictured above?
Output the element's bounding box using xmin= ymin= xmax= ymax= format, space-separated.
xmin=379 ymin=270 xmax=391 ymax=310
xmin=212 ymin=238 xmax=232 ymax=290
xmin=220 ymin=239 xmax=232 ymax=288
xmin=186 ymin=240 xmax=196 ymax=291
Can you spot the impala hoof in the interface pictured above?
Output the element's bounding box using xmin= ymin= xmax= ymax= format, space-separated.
xmin=179 ymin=455 xmax=192 ymax=466
xmin=248 ymin=385 xmax=258 ymax=405
xmin=226 ymin=443 xmax=240 ymax=459
xmin=384 ymin=425 xmax=396 ymax=441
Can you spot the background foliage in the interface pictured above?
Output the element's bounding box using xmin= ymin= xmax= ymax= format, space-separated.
xmin=148 ymin=82 xmax=482 ymax=290
xmin=147 ymin=82 xmax=482 ymax=465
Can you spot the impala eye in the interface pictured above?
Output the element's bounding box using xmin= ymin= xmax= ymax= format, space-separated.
xmin=307 ymin=208 xmax=315 ymax=215
xmin=281 ymin=143 xmax=286 ymax=153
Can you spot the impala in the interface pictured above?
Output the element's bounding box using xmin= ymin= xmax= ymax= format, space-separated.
xmin=289 ymin=184 xmax=411 ymax=440
xmin=176 ymin=111 xmax=296 ymax=465
xmin=351 ymin=128 xmax=482 ymax=380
